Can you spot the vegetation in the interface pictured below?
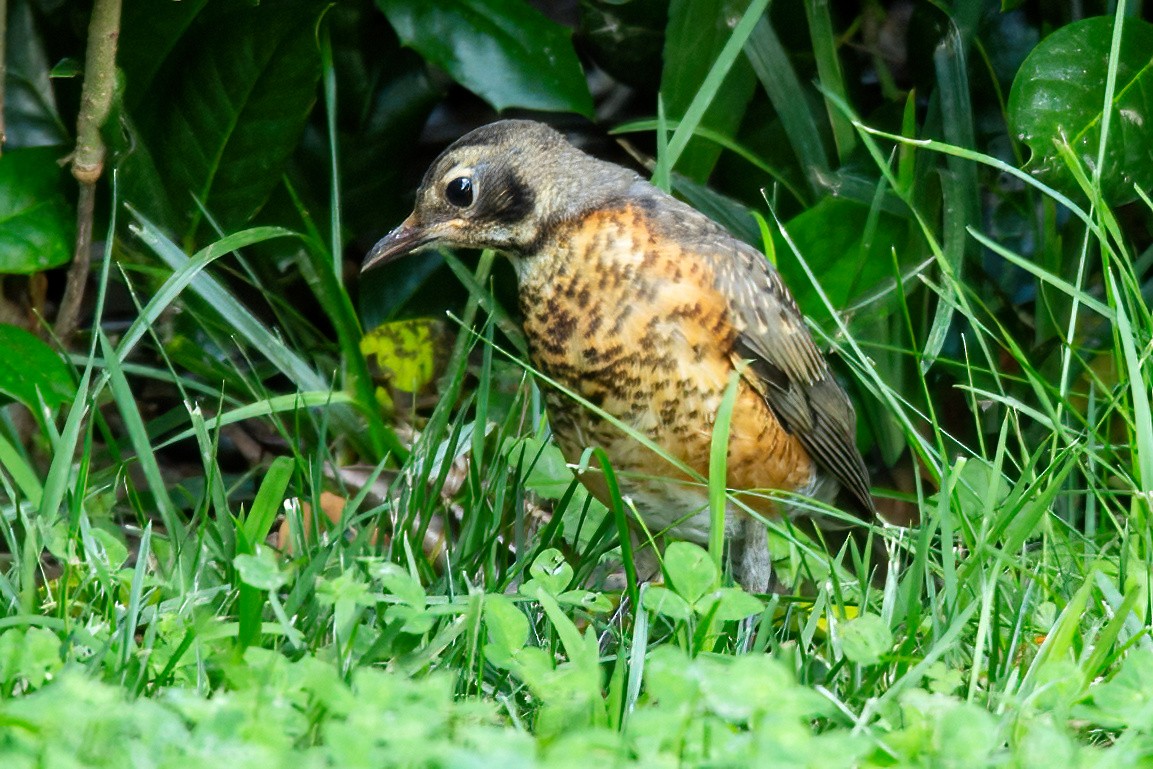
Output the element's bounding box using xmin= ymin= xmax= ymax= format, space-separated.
xmin=1 ymin=0 xmax=1151 ymax=765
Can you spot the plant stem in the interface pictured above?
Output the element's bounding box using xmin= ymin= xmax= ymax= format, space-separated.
xmin=55 ymin=0 xmax=122 ymax=345
xmin=0 ymin=0 xmax=8 ymax=151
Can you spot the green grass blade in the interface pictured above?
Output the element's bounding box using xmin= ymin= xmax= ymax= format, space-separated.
xmin=119 ymin=523 xmax=152 ymax=673
xmin=0 ymin=430 xmax=42 ymax=507
xmin=158 ymin=391 xmax=355 ymax=449
xmin=708 ymin=369 xmax=741 ymax=572
xmin=320 ymin=21 xmax=342 ymax=277
xmin=804 ymin=0 xmax=855 ymax=161
xmin=662 ymin=0 xmax=770 ymax=174
xmin=99 ymin=332 xmax=185 ymax=557
xmin=37 ymin=369 xmax=92 ymax=522
xmin=922 ymin=26 xmax=978 ymax=371
xmin=1109 ymin=269 xmax=1153 ymax=500
xmin=745 ymin=15 xmax=830 ymax=191
xmin=243 ymin=455 xmax=295 ymax=547
xmin=130 ymin=209 xmax=398 ymax=458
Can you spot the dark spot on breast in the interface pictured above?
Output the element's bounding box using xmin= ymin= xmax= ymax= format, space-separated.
xmin=672 ymin=301 xmax=703 ymax=320
xmin=546 ymin=307 xmax=578 ymax=343
xmin=610 ymin=305 xmax=634 ymax=334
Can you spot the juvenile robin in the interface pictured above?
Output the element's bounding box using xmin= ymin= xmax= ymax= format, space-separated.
xmin=363 ymin=119 xmax=879 ymax=592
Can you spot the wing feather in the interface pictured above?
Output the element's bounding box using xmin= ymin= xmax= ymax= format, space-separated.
xmin=639 ymin=190 xmax=876 ymax=517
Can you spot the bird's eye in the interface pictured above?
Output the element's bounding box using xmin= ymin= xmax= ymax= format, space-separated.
xmin=444 ymin=176 xmax=474 ymax=208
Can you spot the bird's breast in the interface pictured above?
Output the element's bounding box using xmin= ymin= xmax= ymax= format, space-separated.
xmin=515 ymin=204 xmax=816 ymax=516
xmin=518 ymin=206 xmax=733 ymax=429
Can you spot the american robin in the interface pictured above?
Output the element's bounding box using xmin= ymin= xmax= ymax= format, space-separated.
xmin=363 ymin=120 xmax=879 ymax=591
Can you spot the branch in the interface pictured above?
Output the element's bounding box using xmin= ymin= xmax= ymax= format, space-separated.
xmin=54 ymin=0 xmax=122 ymax=345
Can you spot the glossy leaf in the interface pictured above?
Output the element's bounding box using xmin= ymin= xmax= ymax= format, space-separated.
xmin=0 ymin=146 xmax=74 ymax=273
xmin=0 ymin=324 xmax=74 ymax=409
xmin=118 ymin=0 xmax=211 ymax=113
xmin=138 ymin=0 xmax=325 ymax=237
xmin=377 ymin=0 xmax=593 ymax=116
xmin=580 ymin=0 xmax=666 ymax=90
xmin=328 ymin=9 xmax=442 ymax=239
xmin=2 ymin=0 xmax=69 ymax=148
xmin=772 ymin=198 xmax=908 ymax=325
xmin=1008 ymin=16 xmax=1153 ymax=205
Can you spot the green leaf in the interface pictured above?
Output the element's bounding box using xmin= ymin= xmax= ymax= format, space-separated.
xmin=0 ymin=146 xmax=74 ymax=273
xmin=0 ymin=627 xmax=62 ymax=688
xmin=118 ymin=0 xmax=211 ymax=114
xmin=0 ymin=324 xmax=75 ymax=409
xmin=484 ymin=593 xmax=530 ymax=662
xmin=772 ymin=197 xmax=908 ymax=325
xmin=702 ymin=587 xmax=765 ymax=623
xmin=242 ymin=456 xmax=294 ymax=550
xmin=376 ymin=0 xmax=593 ymax=116
xmin=1073 ymin=649 xmax=1153 ymax=729
xmin=504 ymin=436 xmax=579 ymax=501
xmin=90 ymin=528 xmax=130 ymax=571
xmin=946 ymin=457 xmax=1010 ymax=521
xmin=2 ymin=0 xmax=69 ymax=147
xmin=641 ymin=585 xmax=692 ymax=621
xmin=382 ymin=604 xmax=435 ymax=635
xmin=557 ymin=589 xmax=614 ymax=614
xmin=141 ymin=0 xmax=325 ymax=237
xmin=234 ymin=547 xmax=288 ymax=591
xmin=524 ymin=548 xmax=574 ymax=596
xmin=663 ymin=541 xmax=718 ymax=604
xmin=1008 ymin=16 xmax=1153 ymax=205
xmin=580 ymin=0 xmax=666 ymax=91
xmin=368 ymin=561 xmax=427 ymax=609
xmin=839 ymin=612 xmax=893 ymax=665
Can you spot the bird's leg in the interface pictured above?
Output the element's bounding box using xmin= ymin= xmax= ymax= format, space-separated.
xmin=629 ymin=530 xmax=665 ymax=584
xmin=734 ymin=515 xmax=771 ymax=594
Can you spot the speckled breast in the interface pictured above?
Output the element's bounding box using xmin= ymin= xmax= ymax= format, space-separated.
xmin=515 ymin=204 xmax=816 ymax=541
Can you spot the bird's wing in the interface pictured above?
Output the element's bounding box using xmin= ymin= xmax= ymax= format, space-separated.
xmin=643 ymin=193 xmax=875 ymax=517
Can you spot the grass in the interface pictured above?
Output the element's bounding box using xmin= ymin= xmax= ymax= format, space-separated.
xmin=2 ymin=7 xmax=1152 ymax=768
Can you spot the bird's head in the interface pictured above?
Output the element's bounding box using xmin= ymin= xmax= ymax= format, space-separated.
xmin=362 ymin=120 xmax=640 ymax=275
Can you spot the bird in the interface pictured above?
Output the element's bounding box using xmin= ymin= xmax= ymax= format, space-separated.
xmin=362 ymin=119 xmax=880 ymax=592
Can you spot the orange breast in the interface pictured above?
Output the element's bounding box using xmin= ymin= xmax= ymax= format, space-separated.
xmin=518 ymin=204 xmax=814 ymax=537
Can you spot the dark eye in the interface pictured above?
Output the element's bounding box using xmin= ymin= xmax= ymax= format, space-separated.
xmin=444 ymin=176 xmax=473 ymax=208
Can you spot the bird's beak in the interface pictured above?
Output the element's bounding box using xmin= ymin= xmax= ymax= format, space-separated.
xmin=361 ymin=215 xmax=432 ymax=272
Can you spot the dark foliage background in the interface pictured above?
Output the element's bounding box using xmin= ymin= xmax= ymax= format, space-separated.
xmin=1 ymin=1 xmax=1152 ymax=763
